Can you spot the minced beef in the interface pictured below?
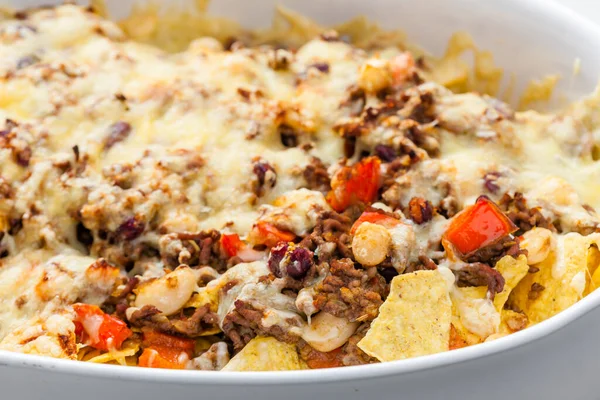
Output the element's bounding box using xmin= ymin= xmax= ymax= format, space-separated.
xmin=299 ymin=210 xmax=353 ymax=262
xmin=101 ymin=276 xmax=139 ymax=318
xmin=313 ymin=258 xmax=387 ymax=322
xmin=499 ymin=192 xmax=556 ymax=235
xmin=340 ymin=322 xmax=377 ymax=366
xmin=221 ymin=300 xmax=302 ymax=351
xmin=404 ymin=255 xmax=438 ymax=274
xmin=340 ymin=85 xmax=366 ymax=117
xmin=302 ymin=156 xmax=331 ymax=193
xmin=0 ymin=177 xmax=13 ymax=199
xmin=382 ymin=162 xmax=459 ymax=218
xmin=464 ymin=235 xmax=527 ymax=266
xmin=406 ymin=90 xmax=436 ymax=124
xmin=335 ymin=87 xmax=439 ymax=168
xmin=171 ymin=306 xmax=220 ymax=337
xmin=454 ymin=263 xmax=505 ymax=299
xmin=159 ymin=230 xmax=230 ymax=272
xmin=528 ymin=282 xmax=545 ymax=300
xmin=380 ymin=155 xmax=413 ymax=192
xmin=128 ymin=304 xmax=219 ymax=337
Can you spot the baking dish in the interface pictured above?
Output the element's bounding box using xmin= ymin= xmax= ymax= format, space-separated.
xmin=2 ymin=0 xmax=600 ymax=399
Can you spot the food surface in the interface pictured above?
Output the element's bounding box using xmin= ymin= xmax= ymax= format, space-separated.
xmin=1 ymin=4 xmax=600 ymax=371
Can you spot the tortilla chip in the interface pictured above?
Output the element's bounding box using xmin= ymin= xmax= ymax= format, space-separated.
xmin=493 ymin=255 xmax=529 ymax=311
xmin=510 ymin=233 xmax=590 ymax=323
xmin=450 ymin=286 xmax=498 ymax=341
xmin=181 ymin=287 xmax=222 ymax=336
xmin=449 ymin=324 xmax=469 ymax=350
xmin=222 ymin=336 xmax=306 ymax=371
xmin=184 ymin=286 xmax=219 ymax=311
xmin=458 ymin=286 xmax=487 ymax=298
xmin=447 ymin=256 xmax=526 ymax=342
xmin=80 ymin=340 xmax=140 ymax=366
xmin=589 ymin=262 xmax=600 ymax=296
xmin=499 ymin=309 xmax=529 ymax=334
xmin=450 ymin=316 xmax=483 ymax=346
xmin=358 ymin=270 xmax=451 ymax=361
xmin=585 ymin=244 xmax=600 ymax=295
xmin=587 ymin=244 xmax=600 ymax=275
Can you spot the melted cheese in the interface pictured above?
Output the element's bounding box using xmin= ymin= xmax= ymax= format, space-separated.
xmin=2 ymin=4 xmax=600 ymax=360
xmin=0 ymin=5 xmax=359 ymax=249
xmin=0 ymin=6 xmax=360 ymax=343
xmin=452 ymin=289 xmax=500 ymax=338
xmin=439 ymin=99 xmax=600 ymax=212
xmin=0 ymin=250 xmax=118 ymax=351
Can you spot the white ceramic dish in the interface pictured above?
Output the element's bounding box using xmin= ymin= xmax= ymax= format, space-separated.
xmin=2 ymin=0 xmax=600 ymax=399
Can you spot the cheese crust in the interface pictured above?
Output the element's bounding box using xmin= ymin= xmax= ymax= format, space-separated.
xmin=0 ymin=4 xmax=599 ymax=369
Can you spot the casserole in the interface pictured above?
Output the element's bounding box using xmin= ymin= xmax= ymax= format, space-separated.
xmin=2 ymin=0 xmax=600 ymax=398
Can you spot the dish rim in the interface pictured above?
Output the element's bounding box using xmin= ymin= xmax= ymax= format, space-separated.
xmin=2 ymin=0 xmax=600 ymax=385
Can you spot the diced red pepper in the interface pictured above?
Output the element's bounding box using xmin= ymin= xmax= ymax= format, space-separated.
xmin=390 ymin=52 xmax=416 ymax=85
xmin=350 ymin=210 xmax=400 ymax=234
xmin=250 ymin=221 xmax=296 ymax=247
xmin=141 ymin=329 xmax=195 ymax=356
xmin=449 ymin=324 xmax=468 ymax=351
xmin=74 ymin=321 xmax=84 ymax=338
xmin=139 ymin=329 xmax=196 ymax=369
xmin=443 ymin=196 xmax=517 ymax=256
xmin=304 ymin=347 xmax=344 ymax=369
xmin=327 ymin=157 xmax=381 ymax=212
xmin=138 ymin=348 xmax=188 ymax=369
xmin=73 ymin=304 xmax=132 ymax=351
xmin=220 ymin=233 xmax=244 ymax=257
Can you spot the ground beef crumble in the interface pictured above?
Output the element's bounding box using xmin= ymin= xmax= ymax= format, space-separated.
xmin=340 ymin=322 xmax=377 ymax=365
xmin=3 ymin=5 xmax=594 ymax=371
xmin=454 ymin=263 xmax=505 ymax=299
xmin=312 ymin=258 xmax=387 ymax=322
xmin=159 ymin=230 xmax=231 ymax=272
xmin=0 ymin=119 xmax=33 ymax=167
xmin=102 ymin=276 xmax=139 ymax=318
xmin=221 ymin=300 xmax=302 ymax=351
xmin=464 ymin=235 xmax=527 ymax=266
xmin=302 ymin=156 xmax=331 ymax=193
xmin=128 ymin=304 xmax=219 ymax=337
xmin=404 ymin=255 xmax=438 ymax=274
xmin=499 ymin=192 xmax=557 ymax=235
xmin=382 ymin=162 xmax=459 ymax=217
xmin=299 ymin=210 xmax=354 ymax=262
xmin=528 ymin=282 xmax=545 ymax=300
